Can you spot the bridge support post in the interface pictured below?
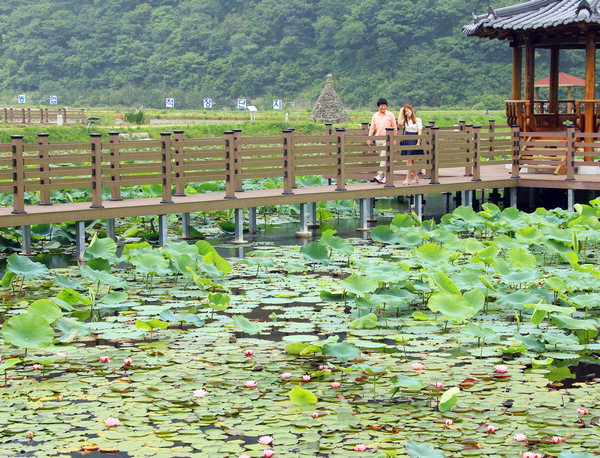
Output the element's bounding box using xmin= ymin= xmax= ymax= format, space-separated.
xmin=158 ymin=215 xmax=168 ymax=247
xmin=233 ymin=208 xmax=249 ymax=244
xmin=21 ymin=225 xmax=31 ymax=255
xmin=75 ymin=221 xmax=85 ymax=261
xmin=367 ymin=198 xmax=377 ymax=222
xmin=307 ymin=202 xmax=319 ymax=228
xmin=356 ymin=199 xmax=370 ymax=232
xmin=415 ymin=194 xmax=424 ymax=219
xmin=181 ymin=213 xmax=191 ymax=239
xmin=248 ymin=207 xmax=257 ymax=234
xmin=296 ymin=203 xmax=311 ymax=237
xmin=460 ymin=191 xmax=467 ymax=207
xmin=567 ymin=189 xmax=574 ymax=211
xmin=510 ymin=187 xmax=518 ymax=208
xmin=106 ymin=219 xmax=116 ymax=241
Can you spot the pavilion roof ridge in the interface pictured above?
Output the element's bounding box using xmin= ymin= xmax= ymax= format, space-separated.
xmin=464 ymin=0 xmax=600 ymax=38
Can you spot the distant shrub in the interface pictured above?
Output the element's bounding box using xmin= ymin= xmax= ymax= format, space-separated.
xmin=124 ymin=110 xmax=146 ymax=124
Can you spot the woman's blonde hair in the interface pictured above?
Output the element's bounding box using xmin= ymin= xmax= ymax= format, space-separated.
xmin=399 ymin=104 xmax=416 ymax=126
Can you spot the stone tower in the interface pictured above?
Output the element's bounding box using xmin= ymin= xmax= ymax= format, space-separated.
xmin=310 ymin=74 xmax=350 ymax=123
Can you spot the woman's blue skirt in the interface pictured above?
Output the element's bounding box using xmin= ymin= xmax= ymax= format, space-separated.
xmin=401 ymin=132 xmax=423 ymax=156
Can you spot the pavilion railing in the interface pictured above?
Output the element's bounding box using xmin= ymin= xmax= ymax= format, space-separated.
xmin=0 ymin=122 xmax=515 ymax=214
xmin=2 ymin=108 xmax=86 ymax=124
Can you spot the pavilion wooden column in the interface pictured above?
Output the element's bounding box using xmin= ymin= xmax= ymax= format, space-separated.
xmin=548 ymin=46 xmax=559 ymax=116
xmin=524 ymin=39 xmax=535 ymax=130
xmin=512 ymin=45 xmax=522 ymax=99
xmin=584 ymin=31 xmax=596 ymax=133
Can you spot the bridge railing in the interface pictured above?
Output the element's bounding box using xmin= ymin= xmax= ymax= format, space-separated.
xmin=2 ymin=108 xmax=86 ymax=124
xmin=1 ymin=124 xmax=514 ymax=214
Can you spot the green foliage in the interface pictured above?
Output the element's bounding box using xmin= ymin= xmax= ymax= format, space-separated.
xmin=123 ymin=110 xmax=146 ymax=124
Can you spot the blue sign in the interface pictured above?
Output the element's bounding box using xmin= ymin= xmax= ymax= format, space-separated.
xmin=203 ymin=98 xmax=213 ymax=109
xmin=166 ymin=98 xmax=175 ymax=108
xmin=49 ymin=95 xmax=58 ymax=105
xmin=273 ymin=99 xmax=283 ymax=110
xmin=17 ymin=94 xmax=26 ymax=104
xmin=237 ymin=98 xmax=247 ymax=110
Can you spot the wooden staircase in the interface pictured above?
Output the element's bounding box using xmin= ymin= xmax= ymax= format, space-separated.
xmin=519 ymin=135 xmax=567 ymax=175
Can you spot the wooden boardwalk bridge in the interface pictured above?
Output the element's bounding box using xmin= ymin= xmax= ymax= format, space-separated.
xmin=0 ymin=122 xmax=599 ymax=256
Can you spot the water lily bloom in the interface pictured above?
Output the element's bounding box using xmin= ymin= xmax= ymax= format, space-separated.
xmin=411 ymin=362 xmax=424 ymax=370
xmin=576 ymin=407 xmax=590 ymax=415
xmin=32 ymin=364 xmax=42 ymax=370
xmin=318 ymin=365 xmax=330 ymax=371
xmin=354 ymin=444 xmax=367 ymax=451
xmin=444 ymin=419 xmax=453 ymax=426
xmin=494 ymin=365 xmax=508 ymax=373
xmin=104 ymin=417 xmax=120 ymax=427
xmin=552 ymin=436 xmax=565 ymax=444
xmin=514 ymin=433 xmax=527 ymax=442
xmin=123 ymin=358 xmax=133 ymax=366
xmin=311 ymin=412 xmax=319 ymax=418
xmin=55 ymin=352 xmax=67 ymax=359
xmin=522 ymin=453 xmax=542 ymax=458
xmin=331 ymin=381 xmax=341 ymax=388
xmin=244 ymin=380 xmax=257 ymax=388
xmin=193 ymin=389 xmax=207 ymax=398
xmin=434 ymin=382 xmax=444 ymax=389
xmin=262 ymin=449 xmax=275 ymax=457
xmin=302 ymin=375 xmax=311 ymax=381
xmin=280 ymin=372 xmax=292 ymax=379
xmin=258 ymin=435 xmax=273 ymax=445
xmin=99 ymin=356 xmax=111 ymax=363
xmin=245 ymin=349 xmax=254 ymax=357
xmin=486 ymin=424 xmax=497 ymax=433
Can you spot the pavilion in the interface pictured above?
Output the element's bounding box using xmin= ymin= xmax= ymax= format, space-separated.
xmin=463 ymin=0 xmax=600 ymax=133
xmin=534 ymin=72 xmax=587 ymax=110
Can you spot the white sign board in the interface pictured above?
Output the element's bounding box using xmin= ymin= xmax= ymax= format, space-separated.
xmin=17 ymin=94 xmax=26 ymax=104
xmin=166 ymin=98 xmax=175 ymax=108
xmin=237 ymin=98 xmax=247 ymax=110
xmin=273 ymin=99 xmax=282 ymax=110
xmin=203 ymin=98 xmax=213 ymax=109
xmin=49 ymin=95 xmax=58 ymax=105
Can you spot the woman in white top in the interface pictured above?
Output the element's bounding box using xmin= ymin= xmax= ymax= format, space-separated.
xmin=398 ymin=104 xmax=423 ymax=185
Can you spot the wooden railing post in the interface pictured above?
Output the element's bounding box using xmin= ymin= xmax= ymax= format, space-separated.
xmin=384 ymin=127 xmax=396 ymax=187
xmin=62 ymin=108 xmax=68 ymax=124
xmin=11 ymin=135 xmax=26 ymax=214
xmin=335 ymin=127 xmax=347 ymax=191
xmin=458 ymin=120 xmax=466 ymax=131
xmin=565 ymin=124 xmax=576 ymax=181
xmin=224 ymin=131 xmax=236 ymax=199
xmin=160 ymin=132 xmax=173 ymax=204
xmin=472 ymin=126 xmax=482 ymax=182
xmin=233 ymin=129 xmax=243 ymax=192
xmin=108 ymin=132 xmax=122 ymax=200
xmin=511 ymin=125 xmax=521 ymax=179
xmin=37 ymin=133 xmax=52 ymax=205
xmin=361 ymin=122 xmax=369 ymax=132
xmin=488 ymin=119 xmax=495 ymax=161
xmin=325 ymin=123 xmax=333 ymax=135
xmin=90 ymin=133 xmax=104 ymax=208
xmin=282 ymin=129 xmax=295 ymax=195
xmin=464 ymin=124 xmax=474 ymax=176
xmin=173 ymin=130 xmax=186 ymax=196
xmin=429 ymin=127 xmax=440 ymax=184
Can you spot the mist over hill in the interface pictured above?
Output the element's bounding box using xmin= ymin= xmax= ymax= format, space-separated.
xmin=0 ymin=0 xmax=586 ymax=110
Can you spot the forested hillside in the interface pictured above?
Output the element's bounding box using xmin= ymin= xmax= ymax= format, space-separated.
xmin=0 ymin=0 xmax=586 ymax=109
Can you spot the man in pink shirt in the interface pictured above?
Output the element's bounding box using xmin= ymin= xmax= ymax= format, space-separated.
xmin=368 ymin=98 xmax=397 ymax=184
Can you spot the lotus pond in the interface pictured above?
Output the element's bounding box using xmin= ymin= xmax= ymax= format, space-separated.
xmin=0 ymin=201 xmax=599 ymax=457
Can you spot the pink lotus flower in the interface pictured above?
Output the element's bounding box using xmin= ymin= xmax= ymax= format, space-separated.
xmin=193 ymin=389 xmax=207 ymax=398
xmin=514 ymin=433 xmax=527 ymax=442
xmin=354 ymin=444 xmax=367 ymax=451
xmin=444 ymin=419 xmax=453 ymax=426
xmin=123 ymin=358 xmax=133 ymax=366
xmin=104 ymin=417 xmax=120 ymax=427
xmin=522 ymin=453 xmax=542 ymax=458
xmin=552 ymin=436 xmax=565 ymax=444
xmin=258 ymin=435 xmax=273 ymax=445
xmin=434 ymin=382 xmax=444 ymax=389
xmin=280 ymin=372 xmax=292 ymax=379
xmin=245 ymin=349 xmax=254 ymax=357
xmin=302 ymin=375 xmax=311 ymax=381
xmin=318 ymin=365 xmax=330 ymax=371
xmin=411 ymin=362 xmax=424 ymax=370
xmin=331 ymin=381 xmax=341 ymax=388
xmin=244 ymin=380 xmax=257 ymax=388
xmin=485 ymin=424 xmax=497 ymax=433
xmin=32 ymin=364 xmax=42 ymax=370
xmin=55 ymin=352 xmax=67 ymax=359
xmin=311 ymin=412 xmax=319 ymax=418
xmin=494 ymin=365 xmax=508 ymax=373
xmin=99 ymin=356 xmax=110 ymax=363
xmin=576 ymin=407 xmax=590 ymax=415
xmin=262 ymin=449 xmax=275 ymax=458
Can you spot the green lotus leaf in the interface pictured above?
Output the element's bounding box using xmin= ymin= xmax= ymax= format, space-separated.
xmin=170 ymin=254 xmax=196 ymax=278
xmin=569 ymin=293 xmax=600 ymax=310
xmin=462 ymin=323 xmax=497 ymax=340
xmin=6 ymin=253 xmax=48 ymax=281
xmin=428 ymin=292 xmax=478 ymax=322
xmin=299 ymin=241 xmax=330 ymax=264
xmin=390 ymin=213 xmax=415 ymax=228
xmin=177 ymin=313 xmax=205 ymax=327
xmin=320 ymin=231 xmax=354 ymax=256
xmin=202 ymin=251 xmax=232 ymax=274
xmin=370 ymin=225 xmax=401 ymax=244
xmin=349 ymin=313 xmax=378 ymax=329
xmin=2 ymin=312 xmax=54 ymax=348
xmin=322 ymin=342 xmax=361 ymax=362
xmin=80 ymin=265 xmax=127 ymax=289
xmin=85 ymin=235 xmax=117 ymax=260
xmin=99 ymin=292 xmax=128 ymax=305
xmin=546 ymin=276 xmax=567 ymax=293
xmin=405 ymin=440 xmax=446 ymax=458
xmin=57 ymin=288 xmax=91 ymax=306
xmin=525 ymin=301 xmax=576 ymax=315
xmin=390 ymin=374 xmax=423 ymax=390
xmin=135 ymin=318 xmax=169 ymax=330
xmin=131 ymin=252 xmax=170 ymax=275
xmin=414 ymin=243 xmax=453 ymax=265
xmin=551 ymin=314 xmax=597 ymax=331
xmin=515 ymin=226 xmax=544 ymax=244
xmin=508 ymin=246 xmax=537 ymax=268
xmin=121 ymin=241 xmax=152 ymax=259
xmin=195 ymin=240 xmax=217 ymax=255
xmin=438 ymin=386 xmax=460 ymax=412
xmin=1 ymin=270 xmax=15 ymax=288
xmin=29 ymin=299 xmax=62 ymax=323
xmin=208 ymin=292 xmax=231 ymax=311
xmin=341 ymin=275 xmax=379 ymax=295
xmin=55 ymin=317 xmax=91 ymax=336
xmin=0 ymin=357 xmax=21 ymax=372
xmin=499 ymin=269 xmax=538 ymax=285
xmin=284 ymin=342 xmax=322 ymax=355
xmin=557 ymin=451 xmax=595 ymax=458
xmin=288 ymin=385 xmax=317 ymax=406
xmin=87 ymin=258 xmax=111 ymax=272
xmin=54 ymin=275 xmax=84 ymax=291
xmin=162 ymin=240 xmax=199 ymax=257
xmin=431 ymin=271 xmax=460 ymax=295
xmin=231 ymin=315 xmax=261 ymax=335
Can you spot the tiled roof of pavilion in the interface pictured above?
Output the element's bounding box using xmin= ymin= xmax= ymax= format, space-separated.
xmin=463 ymin=0 xmax=600 ymax=38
